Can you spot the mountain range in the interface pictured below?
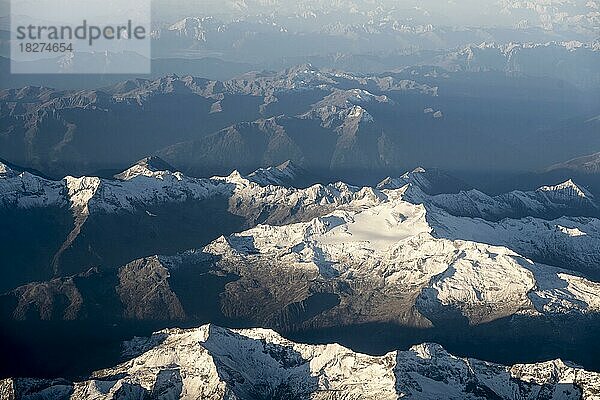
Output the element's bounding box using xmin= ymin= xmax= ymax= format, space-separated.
xmin=1 ymin=66 xmax=598 ymax=184
xmin=1 ymin=0 xmax=599 ymax=396
xmin=2 ymin=157 xmax=600 ymax=379
xmin=2 ymin=324 xmax=600 ymax=400
xmin=548 ymin=151 xmax=600 ymax=175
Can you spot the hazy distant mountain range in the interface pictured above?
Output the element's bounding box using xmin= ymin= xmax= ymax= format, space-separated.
xmin=1 ymin=65 xmax=598 ymax=187
xmin=549 ymin=150 xmax=600 ymax=174
xmin=2 ymin=40 xmax=599 ymax=89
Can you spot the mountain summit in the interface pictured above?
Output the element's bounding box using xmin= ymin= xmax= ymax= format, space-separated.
xmin=0 ymin=160 xmax=14 ymax=177
xmin=246 ymin=160 xmax=319 ymax=187
xmin=538 ymin=179 xmax=594 ymax=201
xmin=377 ymin=167 xmax=472 ymax=195
xmin=114 ymin=156 xmax=176 ymax=180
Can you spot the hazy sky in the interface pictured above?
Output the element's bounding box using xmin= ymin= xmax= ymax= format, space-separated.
xmin=149 ymin=0 xmax=598 ymax=29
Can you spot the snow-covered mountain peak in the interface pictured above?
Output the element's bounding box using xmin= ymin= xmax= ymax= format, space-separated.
xmin=246 ymin=160 xmax=307 ymax=187
xmin=410 ymin=342 xmax=448 ymax=359
xmin=200 ymin=193 xmax=600 ymax=322
xmin=377 ymin=167 xmax=470 ymax=195
xmin=346 ymin=88 xmax=391 ymax=104
xmin=556 ymin=225 xmax=587 ymax=237
xmin=167 ymin=17 xmax=209 ymax=41
xmin=318 ymin=88 xmax=390 ymax=108
xmin=411 ymin=166 xmax=427 ymax=174
xmin=114 ymin=156 xmax=176 ymax=181
xmin=216 ymin=169 xmax=252 ymax=187
xmin=377 ymin=168 xmax=428 ymax=190
xmin=347 ymin=104 xmax=374 ymax=122
xmin=6 ymin=324 xmax=600 ymax=400
xmin=538 ymin=179 xmax=594 ymax=200
xmin=0 ymin=161 xmax=14 ymax=177
xmin=276 ymin=159 xmax=296 ymax=171
xmin=399 ymin=166 xmax=432 ymax=187
xmin=64 ymin=176 xmax=102 ymax=213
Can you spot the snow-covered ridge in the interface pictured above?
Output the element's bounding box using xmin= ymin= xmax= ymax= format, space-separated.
xmin=0 ymin=162 xmax=65 ymax=209
xmin=0 ymin=157 xmax=386 ymax=237
xmin=429 ymin=206 xmax=600 ymax=278
xmin=2 ymin=160 xmax=599 ymax=284
xmin=465 ymin=40 xmax=600 ymax=54
xmin=2 ymin=160 xmax=597 ymax=232
xmin=0 ymin=161 xmax=14 ymax=177
xmin=377 ymin=166 xmax=469 ymax=195
xmin=3 ymin=324 xmax=599 ymax=400
xmin=113 ymin=156 xmax=177 ymax=181
xmin=0 ymin=157 xmax=334 ymax=213
xmin=547 ymin=151 xmax=600 ymax=174
xmin=245 ymin=159 xmax=307 ymax=187
xmin=385 ymin=168 xmax=598 ymax=221
xmin=539 ymin=179 xmax=594 ymax=199
xmin=204 ymin=197 xmax=600 ymax=323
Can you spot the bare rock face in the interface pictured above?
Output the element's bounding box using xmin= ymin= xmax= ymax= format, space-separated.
xmin=3 ymin=324 xmax=600 ymax=400
xmin=10 ymin=277 xmax=84 ymax=321
xmin=116 ymin=256 xmax=186 ymax=320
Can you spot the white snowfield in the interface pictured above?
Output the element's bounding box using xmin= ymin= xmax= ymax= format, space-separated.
xmin=2 ymin=324 xmax=599 ymax=400
xmin=429 ymin=208 xmax=600 ymax=277
xmin=205 ymin=198 xmax=600 ymax=322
